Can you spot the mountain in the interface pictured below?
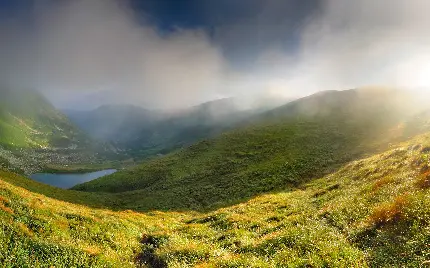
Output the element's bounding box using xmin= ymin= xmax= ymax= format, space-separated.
xmin=65 ymin=96 xmax=289 ymax=159
xmin=73 ymin=88 xmax=430 ymax=210
xmin=0 ymin=89 xmax=88 ymax=149
xmin=65 ymin=104 xmax=161 ymax=144
xmin=1 ymin=125 xmax=430 ymax=266
xmin=0 ymin=89 xmax=109 ymax=174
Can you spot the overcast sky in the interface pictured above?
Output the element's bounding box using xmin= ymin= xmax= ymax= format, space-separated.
xmin=1 ymin=0 xmax=430 ymax=109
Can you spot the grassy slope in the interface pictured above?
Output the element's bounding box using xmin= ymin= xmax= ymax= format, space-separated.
xmin=0 ymin=89 xmax=86 ymax=148
xmin=2 ymin=87 xmax=430 ymax=266
xmin=65 ymin=98 xmax=268 ymax=160
xmin=0 ymin=171 xmax=188 ymax=267
xmin=73 ymin=88 xmax=427 ymax=211
xmin=1 ymin=133 xmax=430 ymax=266
xmin=0 ymin=89 xmax=118 ymax=174
xmin=154 ymin=133 xmax=430 ymax=267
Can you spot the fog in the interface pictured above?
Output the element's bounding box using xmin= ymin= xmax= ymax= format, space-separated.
xmin=292 ymin=0 xmax=430 ymax=92
xmin=2 ymin=0 xmax=430 ymax=110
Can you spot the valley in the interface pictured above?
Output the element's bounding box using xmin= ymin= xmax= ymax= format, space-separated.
xmin=1 ymin=129 xmax=430 ymax=267
xmin=64 ymin=96 xmax=285 ymax=159
xmin=0 ymin=87 xmax=430 ymax=266
xmin=0 ymin=89 xmax=115 ymax=175
xmin=3 ymin=1 xmax=430 ymax=266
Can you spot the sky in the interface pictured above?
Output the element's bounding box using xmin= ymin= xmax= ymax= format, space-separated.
xmin=1 ymin=0 xmax=430 ymax=109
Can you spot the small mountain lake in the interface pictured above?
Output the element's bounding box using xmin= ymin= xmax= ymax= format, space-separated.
xmin=29 ymin=169 xmax=117 ymax=189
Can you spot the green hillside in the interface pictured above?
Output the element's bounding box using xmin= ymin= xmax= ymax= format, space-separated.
xmin=1 ymin=87 xmax=430 ymax=266
xmin=0 ymin=89 xmax=112 ymax=174
xmin=65 ymin=97 xmax=286 ymax=159
xmin=1 ymin=131 xmax=430 ymax=266
xmin=73 ymin=88 xmax=430 ymax=211
xmin=0 ymin=89 xmax=87 ymax=149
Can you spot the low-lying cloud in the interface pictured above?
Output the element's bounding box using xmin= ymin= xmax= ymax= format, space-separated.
xmin=291 ymin=0 xmax=430 ymax=92
xmin=244 ymin=0 xmax=430 ymax=98
xmin=2 ymin=0 xmax=430 ymax=109
xmin=2 ymin=0 xmax=230 ymax=109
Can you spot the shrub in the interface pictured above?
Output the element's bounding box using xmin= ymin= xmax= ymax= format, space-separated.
xmin=416 ymin=171 xmax=430 ymax=189
xmin=369 ymin=194 xmax=409 ymax=227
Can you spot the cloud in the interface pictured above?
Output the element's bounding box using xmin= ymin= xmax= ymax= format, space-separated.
xmin=2 ymin=0 xmax=430 ymax=109
xmin=262 ymin=0 xmax=430 ymax=94
xmin=1 ymin=0 xmax=232 ymax=109
xmin=213 ymin=0 xmax=430 ymax=98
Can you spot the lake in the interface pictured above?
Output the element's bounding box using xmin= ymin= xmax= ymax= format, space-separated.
xmin=29 ymin=169 xmax=117 ymax=189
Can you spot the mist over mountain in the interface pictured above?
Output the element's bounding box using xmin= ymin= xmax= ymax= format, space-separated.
xmin=0 ymin=88 xmax=86 ymax=149
xmin=0 ymin=88 xmax=108 ymax=174
xmin=4 ymin=0 xmax=430 ymax=109
xmin=65 ymin=95 xmax=291 ymax=158
xmin=74 ymin=87 xmax=430 ymax=207
xmin=3 ymin=1 xmax=430 ymax=266
xmin=54 ymin=89 xmax=153 ymax=111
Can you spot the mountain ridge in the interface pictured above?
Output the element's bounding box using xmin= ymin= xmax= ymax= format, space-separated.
xmin=0 ymin=89 xmax=111 ymax=174
xmin=72 ymin=88 xmax=430 ymax=211
xmin=1 ymin=87 xmax=430 ymax=266
xmin=65 ymin=96 xmax=291 ymax=159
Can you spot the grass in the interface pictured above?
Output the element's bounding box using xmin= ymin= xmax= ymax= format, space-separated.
xmin=0 ymin=89 xmax=86 ymax=149
xmin=2 ymin=132 xmax=430 ymax=266
xmin=139 ymin=133 xmax=430 ymax=267
xmin=73 ymin=109 xmax=423 ymax=211
xmin=1 ymin=88 xmax=430 ymax=266
xmin=40 ymin=162 xmax=127 ymax=174
xmin=0 ymin=172 xmax=188 ymax=267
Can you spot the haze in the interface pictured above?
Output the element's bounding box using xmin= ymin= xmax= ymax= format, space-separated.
xmin=1 ymin=0 xmax=430 ymax=109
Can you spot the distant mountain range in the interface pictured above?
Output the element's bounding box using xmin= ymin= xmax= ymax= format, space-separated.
xmin=0 ymin=88 xmax=291 ymax=173
xmin=64 ymin=95 xmax=291 ymax=158
xmin=5 ymin=86 xmax=423 ymax=176
xmin=2 ymin=87 xmax=430 ymax=266
xmin=74 ymin=87 xmax=430 ymax=210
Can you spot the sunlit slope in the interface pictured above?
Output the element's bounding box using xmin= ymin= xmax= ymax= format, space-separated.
xmin=2 ymin=132 xmax=430 ymax=266
xmin=145 ymin=133 xmax=430 ymax=267
xmin=73 ymin=88 xmax=430 ymax=211
xmin=0 ymin=89 xmax=113 ymax=174
xmin=0 ymin=170 xmax=187 ymax=267
xmin=0 ymin=89 xmax=87 ymax=148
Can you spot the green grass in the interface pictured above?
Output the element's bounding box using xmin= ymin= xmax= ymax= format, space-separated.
xmin=0 ymin=89 xmax=121 ymax=174
xmin=73 ymin=120 xmax=380 ymax=211
xmin=0 ymin=89 xmax=87 ymax=149
xmin=149 ymin=133 xmax=430 ymax=267
xmin=2 ymin=132 xmax=430 ymax=266
xmin=1 ymin=88 xmax=430 ymax=266
xmin=40 ymin=161 xmax=127 ymax=174
xmin=73 ymin=88 xmax=426 ymax=211
xmin=0 ymin=120 xmax=31 ymax=147
xmin=0 ymin=171 xmax=188 ymax=267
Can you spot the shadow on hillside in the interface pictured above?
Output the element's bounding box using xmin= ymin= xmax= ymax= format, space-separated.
xmin=0 ymin=159 xmax=366 ymax=214
xmin=0 ymin=172 xmax=296 ymax=214
xmin=0 ymin=132 xmax=420 ymax=214
xmin=104 ymin=164 xmax=352 ymax=213
xmin=0 ymin=170 xmax=120 ymax=210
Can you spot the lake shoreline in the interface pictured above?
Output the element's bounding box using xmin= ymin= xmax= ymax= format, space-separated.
xmin=29 ymin=169 xmax=117 ymax=189
xmin=41 ymin=164 xmax=118 ymax=174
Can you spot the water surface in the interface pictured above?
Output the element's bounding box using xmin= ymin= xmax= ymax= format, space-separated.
xmin=30 ymin=169 xmax=117 ymax=189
